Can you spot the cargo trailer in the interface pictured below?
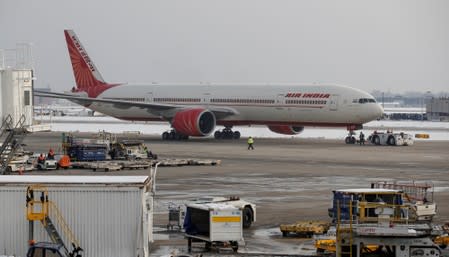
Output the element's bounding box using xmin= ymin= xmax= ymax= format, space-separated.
xmin=184 ymin=202 xmax=243 ymax=252
xmin=0 ymin=175 xmax=153 ymax=257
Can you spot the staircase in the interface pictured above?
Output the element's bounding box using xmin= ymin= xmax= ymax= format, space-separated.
xmin=0 ymin=114 xmax=27 ymax=175
xmin=26 ymin=185 xmax=83 ymax=257
xmin=336 ymin=200 xmax=354 ymax=257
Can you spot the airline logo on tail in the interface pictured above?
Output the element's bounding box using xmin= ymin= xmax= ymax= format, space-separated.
xmin=64 ymin=30 xmax=118 ymax=98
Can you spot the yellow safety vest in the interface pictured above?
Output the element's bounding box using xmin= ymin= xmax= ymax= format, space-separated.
xmin=248 ymin=138 xmax=254 ymax=144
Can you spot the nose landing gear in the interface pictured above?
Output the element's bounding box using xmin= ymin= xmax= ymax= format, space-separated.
xmin=214 ymin=127 xmax=241 ymax=140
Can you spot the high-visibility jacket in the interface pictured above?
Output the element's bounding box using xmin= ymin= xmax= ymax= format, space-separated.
xmin=248 ymin=138 xmax=254 ymax=144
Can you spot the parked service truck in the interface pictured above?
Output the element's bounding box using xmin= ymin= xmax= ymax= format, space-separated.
xmin=184 ymin=202 xmax=243 ymax=253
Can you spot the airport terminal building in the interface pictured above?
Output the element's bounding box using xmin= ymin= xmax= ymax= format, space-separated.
xmin=426 ymin=97 xmax=449 ymax=121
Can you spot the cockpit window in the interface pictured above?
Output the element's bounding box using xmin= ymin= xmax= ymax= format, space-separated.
xmin=358 ymin=98 xmax=376 ymax=104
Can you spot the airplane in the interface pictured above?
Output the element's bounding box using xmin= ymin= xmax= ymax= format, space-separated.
xmin=35 ymin=30 xmax=384 ymax=144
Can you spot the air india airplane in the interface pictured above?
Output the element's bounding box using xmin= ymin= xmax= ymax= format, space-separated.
xmin=35 ymin=30 xmax=384 ymax=143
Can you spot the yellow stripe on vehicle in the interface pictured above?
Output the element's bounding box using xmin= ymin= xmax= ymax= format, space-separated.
xmin=212 ymin=216 xmax=241 ymax=222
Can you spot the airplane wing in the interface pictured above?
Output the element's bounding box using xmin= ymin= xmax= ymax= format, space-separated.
xmin=34 ymin=90 xmax=238 ymax=119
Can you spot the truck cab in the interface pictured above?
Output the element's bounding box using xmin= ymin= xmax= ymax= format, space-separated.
xmin=27 ymin=242 xmax=66 ymax=257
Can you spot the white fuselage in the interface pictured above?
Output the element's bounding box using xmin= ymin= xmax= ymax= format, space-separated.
xmin=88 ymin=83 xmax=383 ymax=127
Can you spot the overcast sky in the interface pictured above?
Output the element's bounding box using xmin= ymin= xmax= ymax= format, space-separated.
xmin=1 ymin=0 xmax=448 ymax=93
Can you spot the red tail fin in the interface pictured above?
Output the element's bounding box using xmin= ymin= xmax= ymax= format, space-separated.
xmin=64 ymin=30 xmax=117 ymax=98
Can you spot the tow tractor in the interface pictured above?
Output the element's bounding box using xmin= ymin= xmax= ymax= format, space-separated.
xmin=26 ymin=185 xmax=82 ymax=257
xmin=368 ymin=131 xmax=414 ymax=146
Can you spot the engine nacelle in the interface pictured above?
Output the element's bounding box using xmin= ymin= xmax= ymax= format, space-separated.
xmin=268 ymin=125 xmax=304 ymax=135
xmin=172 ymin=108 xmax=216 ymax=136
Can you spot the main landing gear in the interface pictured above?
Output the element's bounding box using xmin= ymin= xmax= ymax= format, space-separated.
xmin=345 ymin=131 xmax=356 ymax=144
xmin=214 ymin=127 xmax=241 ymax=140
xmin=162 ymin=130 xmax=189 ymax=140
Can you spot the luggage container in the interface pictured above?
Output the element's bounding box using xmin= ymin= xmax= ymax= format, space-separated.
xmin=0 ymin=175 xmax=153 ymax=257
xmin=184 ymin=202 xmax=243 ymax=253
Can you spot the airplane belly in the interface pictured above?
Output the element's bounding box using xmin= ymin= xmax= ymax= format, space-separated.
xmin=88 ymin=102 xmax=160 ymax=120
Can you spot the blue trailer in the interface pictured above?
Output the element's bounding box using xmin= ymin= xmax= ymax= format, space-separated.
xmin=67 ymin=144 xmax=107 ymax=161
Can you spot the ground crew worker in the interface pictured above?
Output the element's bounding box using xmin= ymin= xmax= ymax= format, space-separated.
xmin=247 ymin=136 xmax=254 ymax=150
xmin=47 ymin=148 xmax=55 ymax=160
xmin=359 ymin=131 xmax=365 ymax=145
xmin=37 ymin=153 xmax=46 ymax=164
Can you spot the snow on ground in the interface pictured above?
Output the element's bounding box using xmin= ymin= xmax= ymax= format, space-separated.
xmin=36 ymin=116 xmax=449 ymax=141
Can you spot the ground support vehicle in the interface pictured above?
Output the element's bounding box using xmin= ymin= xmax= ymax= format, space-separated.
xmin=368 ymin=131 xmax=414 ymax=146
xmin=36 ymin=159 xmax=58 ymax=170
xmin=7 ymin=153 xmax=34 ymax=173
xmin=167 ymin=202 xmax=185 ymax=231
xmin=109 ymin=140 xmax=157 ymax=160
xmin=371 ymin=181 xmax=436 ymax=222
xmin=184 ymin=202 xmax=243 ymax=253
xmin=280 ymin=220 xmax=330 ymax=237
xmin=190 ymin=196 xmax=256 ymax=228
xmin=62 ymin=134 xmax=109 ymax=161
xmin=330 ymin=188 xmax=441 ymax=257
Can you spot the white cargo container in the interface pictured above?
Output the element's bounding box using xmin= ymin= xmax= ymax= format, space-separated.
xmin=0 ymin=175 xmax=153 ymax=257
xmin=184 ymin=202 xmax=243 ymax=253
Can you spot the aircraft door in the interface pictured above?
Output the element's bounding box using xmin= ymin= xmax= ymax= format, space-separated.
xmin=329 ymin=95 xmax=339 ymax=111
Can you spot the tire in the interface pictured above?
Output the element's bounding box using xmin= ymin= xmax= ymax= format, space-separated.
xmin=231 ymin=241 xmax=238 ymax=252
xmin=214 ymin=131 xmax=222 ymax=139
xmin=5 ymin=166 xmax=12 ymax=175
xmin=205 ymin=242 xmax=212 ymax=251
xmin=388 ymin=136 xmax=396 ymax=146
xmin=169 ymin=131 xmax=176 ymax=140
xmin=162 ymin=132 xmax=169 ymax=140
xmin=345 ymin=137 xmax=351 ymax=144
xmin=350 ymin=137 xmax=356 ymax=144
xmin=374 ymin=136 xmax=380 ymax=145
xmin=242 ymin=206 xmax=253 ymax=228
xmin=233 ymin=131 xmax=241 ymax=139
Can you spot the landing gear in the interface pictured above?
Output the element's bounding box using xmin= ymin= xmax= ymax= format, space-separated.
xmin=214 ymin=127 xmax=240 ymax=139
xmin=162 ymin=130 xmax=189 ymax=141
xmin=345 ymin=130 xmax=356 ymax=144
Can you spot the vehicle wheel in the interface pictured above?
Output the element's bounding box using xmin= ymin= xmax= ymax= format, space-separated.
xmin=345 ymin=136 xmax=351 ymax=144
xmin=169 ymin=131 xmax=176 ymax=140
xmin=242 ymin=206 xmax=253 ymax=228
xmin=162 ymin=132 xmax=169 ymax=140
xmin=214 ymin=131 xmax=222 ymax=139
xmin=374 ymin=136 xmax=380 ymax=145
xmin=388 ymin=136 xmax=396 ymax=146
xmin=231 ymin=241 xmax=238 ymax=252
xmin=5 ymin=167 xmax=12 ymax=175
xmin=205 ymin=242 xmax=212 ymax=251
xmin=282 ymin=231 xmax=288 ymax=237
xmin=233 ymin=131 xmax=241 ymax=139
xmin=350 ymin=136 xmax=356 ymax=144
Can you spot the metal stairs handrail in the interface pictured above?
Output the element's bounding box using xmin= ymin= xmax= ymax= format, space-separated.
xmin=26 ymin=185 xmax=83 ymax=257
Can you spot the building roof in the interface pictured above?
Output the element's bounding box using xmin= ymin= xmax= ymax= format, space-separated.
xmin=0 ymin=175 xmax=150 ymax=185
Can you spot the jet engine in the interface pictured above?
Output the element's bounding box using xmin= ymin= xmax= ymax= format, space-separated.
xmin=268 ymin=125 xmax=304 ymax=135
xmin=171 ymin=108 xmax=216 ymax=136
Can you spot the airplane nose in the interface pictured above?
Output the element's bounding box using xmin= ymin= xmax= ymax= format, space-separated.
xmin=375 ymin=104 xmax=384 ymax=119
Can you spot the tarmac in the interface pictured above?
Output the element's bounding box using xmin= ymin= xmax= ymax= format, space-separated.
xmin=22 ymin=132 xmax=449 ymax=256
